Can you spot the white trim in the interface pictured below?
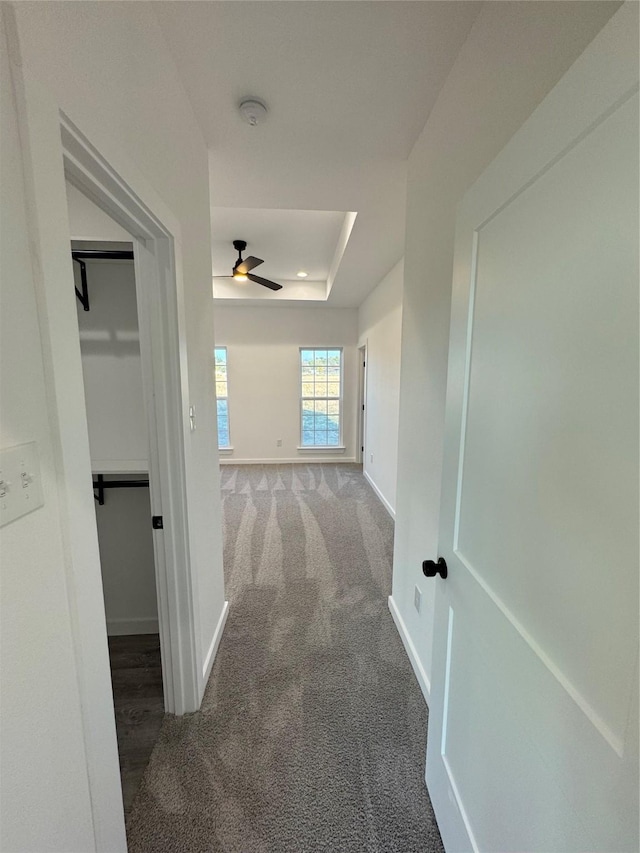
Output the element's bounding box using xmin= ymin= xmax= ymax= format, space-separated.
xmin=218 ymin=446 xmax=234 ymax=455
xmin=107 ymin=617 xmax=159 ymax=636
xmin=202 ymin=599 xmax=229 ymax=684
xmin=363 ymin=470 xmax=395 ymax=520
xmin=91 ymin=459 xmax=148 ymax=474
xmin=388 ymin=595 xmax=431 ymax=703
xmin=220 ymin=456 xmax=357 ymax=465
xmin=356 ymin=343 xmax=367 ymax=464
xmin=297 ymin=445 xmax=346 ymax=453
xmin=59 ymin=116 xmax=204 ymax=717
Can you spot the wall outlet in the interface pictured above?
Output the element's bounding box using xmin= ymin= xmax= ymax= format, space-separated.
xmin=414 ymin=585 xmax=422 ymax=613
xmin=370 ymin=453 xmax=374 ymax=463
xmin=276 ymin=438 xmax=282 ymax=447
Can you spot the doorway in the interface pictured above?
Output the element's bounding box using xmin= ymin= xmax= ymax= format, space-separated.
xmin=68 ymin=213 xmax=165 ymax=811
xmin=357 ymin=344 xmax=367 ymax=464
xmin=61 ymin=114 xmax=203 ymax=718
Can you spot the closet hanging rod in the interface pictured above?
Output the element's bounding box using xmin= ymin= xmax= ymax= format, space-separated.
xmin=93 ymin=474 xmax=149 ymax=506
xmin=72 ymin=250 xmax=134 ymax=312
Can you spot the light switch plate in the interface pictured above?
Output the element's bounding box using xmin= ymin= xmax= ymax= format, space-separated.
xmin=0 ymin=442 xmax=44 ymax=527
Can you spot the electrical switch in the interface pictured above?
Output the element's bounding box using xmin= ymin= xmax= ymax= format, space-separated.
xmin=0 ymin=442 xmax=44 ymax=527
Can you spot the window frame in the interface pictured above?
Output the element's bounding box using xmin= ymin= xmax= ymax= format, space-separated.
xmin=299 ymin=347 xmax=344 ymax=449
xmin=214 ymin=346 xmax=231 ymax=450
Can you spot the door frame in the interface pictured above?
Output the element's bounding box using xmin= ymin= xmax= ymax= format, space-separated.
xmin=357 ymin=343 xmax=367 ymax=464
xmin=11 ymin=51 xmax=204 ymax=844
xmin=60 ymin=115 xmax=201 ymax=717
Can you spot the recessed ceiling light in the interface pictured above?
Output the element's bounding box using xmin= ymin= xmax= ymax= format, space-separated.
xmin=297 ymin=271 xmax=308 ymax=278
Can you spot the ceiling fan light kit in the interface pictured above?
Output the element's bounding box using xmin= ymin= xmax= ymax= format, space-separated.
xmin=214 ymin=239 xmax=283 ymax=291
xmin=239 ymin=98 xmax=267 ymax=127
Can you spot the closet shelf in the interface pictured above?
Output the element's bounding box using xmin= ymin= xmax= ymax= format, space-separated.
xmin=91 ymin=460 xmax=148 ymax=475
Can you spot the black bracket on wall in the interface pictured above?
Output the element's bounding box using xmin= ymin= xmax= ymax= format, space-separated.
xmin=93 ymin=473 xmax=150 ymax=506
xmin=72 ymin=249 xmax=134 ymax=312
xmin=73 ymin=256 xmax=89 ymax=311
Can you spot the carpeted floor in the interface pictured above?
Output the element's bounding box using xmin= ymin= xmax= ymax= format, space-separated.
xmin=127 ymin=463 xmax=443 ymax=852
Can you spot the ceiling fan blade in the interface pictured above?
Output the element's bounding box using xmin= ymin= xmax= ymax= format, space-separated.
xmin=248 ymin=273 xmax=283 ymax=291
xmin=235 ymin=256 xmax=263 ymax=275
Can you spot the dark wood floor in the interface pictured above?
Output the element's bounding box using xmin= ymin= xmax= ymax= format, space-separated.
xmin=108 ymin=634 xmax=164 ymax=814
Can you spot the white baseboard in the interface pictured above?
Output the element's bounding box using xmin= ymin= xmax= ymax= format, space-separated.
xmin=220 ymin=457 xmax=357 ymax=465
xmin=388 ymin=595 xmax=430 ymax=703
xmin=202 ymin=600 xmax=229 ymax=685
xmin=107 ymin=617 xmax=159 ymax=636
xmin=363 ymin=469 xmax=395 ymax=520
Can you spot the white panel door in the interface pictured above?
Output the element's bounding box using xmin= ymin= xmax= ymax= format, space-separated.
xmin=426 ymin=7 xmax=639 ymax=852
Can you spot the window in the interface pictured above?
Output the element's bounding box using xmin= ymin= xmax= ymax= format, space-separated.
xmin=215 ymin=347 xmax=230 ymax=448
xmin=300 ymin=348 xmax=342 ymax=447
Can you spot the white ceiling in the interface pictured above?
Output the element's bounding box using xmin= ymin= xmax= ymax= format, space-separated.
xmin=153 ymin=1 xmax=481 ymax=307
xmin=211 ymin=206 xmax=343 ymax=274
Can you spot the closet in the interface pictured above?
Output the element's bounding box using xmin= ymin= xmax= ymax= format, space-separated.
xmin=68 ymin=183 xmax=164 ymax=813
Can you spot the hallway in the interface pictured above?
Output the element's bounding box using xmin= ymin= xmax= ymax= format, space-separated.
xmin=126 ymin=463 xmax=442 ymax=852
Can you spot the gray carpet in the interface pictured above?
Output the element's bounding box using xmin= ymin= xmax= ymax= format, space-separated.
xmin=127 ymin=463 xmax=444 ymax=852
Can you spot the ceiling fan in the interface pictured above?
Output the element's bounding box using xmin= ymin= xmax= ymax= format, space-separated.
xmin=214 ymin=240 xmax=283 ymax=291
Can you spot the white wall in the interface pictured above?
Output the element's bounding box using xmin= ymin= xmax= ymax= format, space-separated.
xmin=392 ymin=1 xmax=619 ymax=701
xmin=214 ymin=306 xmax=358 ymax=462
xmin=95 ymin=482 xmax=158 ymax=636
xmin=66 ymin=181 xmax=131 ymax=242
xmin=3 ymin=2 xmax=227 ymax=848
xmin=0 ymin=13 xmax=105 ymax=850
xmin=357 ymin=260 xmax=403 ymax=517
xmin=75 ymin=259 xmax=148 ymax=467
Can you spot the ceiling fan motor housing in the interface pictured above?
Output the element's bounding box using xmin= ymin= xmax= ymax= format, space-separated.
xmin=233 ymin=240 xmax=247 ymax=271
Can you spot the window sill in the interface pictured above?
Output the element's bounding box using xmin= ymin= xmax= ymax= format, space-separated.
xmin=297 ymin=446 xmax=346 ymax=454
xmin=219 ymin=446 xmax=234 ymax=454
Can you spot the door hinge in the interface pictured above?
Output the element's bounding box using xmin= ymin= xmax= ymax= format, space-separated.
xmin=361 ymin=446 xmax=364 ymax=452
xmin=362 ymin=404 xmax=365 ymax=411
xmin=152 ymin=515 xmax=163 ymax=530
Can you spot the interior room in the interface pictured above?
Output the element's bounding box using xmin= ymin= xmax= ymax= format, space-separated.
xmin=1 ymin=2 xmax=637 ymax=852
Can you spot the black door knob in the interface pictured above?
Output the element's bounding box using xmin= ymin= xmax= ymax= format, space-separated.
xmin=422 ymin=557 xmax=448 ymax=579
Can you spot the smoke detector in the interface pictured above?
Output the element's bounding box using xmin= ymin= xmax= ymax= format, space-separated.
xmin=239 ymin=98 xmax=268 ymax=127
